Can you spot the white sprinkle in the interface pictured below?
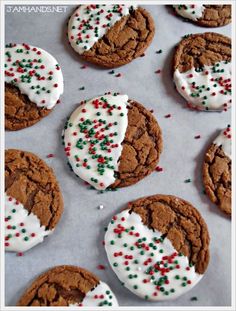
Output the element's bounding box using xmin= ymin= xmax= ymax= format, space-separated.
xmin=98 ymin=205 xmax=104 ymax=210
xmin=137 ymin=267 xmax=142 ymax=271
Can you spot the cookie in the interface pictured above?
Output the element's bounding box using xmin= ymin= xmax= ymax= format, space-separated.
xmin=173 ymin=32 xmax=231 ymax=111
xmin=62 ymin=93 xmax=162 ymax=190
xmin=67 ymin=5 xmax=155 ymax=68
xmin=203 ymin=125 xmax=231 ymax=215
xmin=104 ymin=194 xmax=210 ymax=301
xmin=5 ymin=43 xmax=63 ymax=130
xmin=17 ymin=265 xmax=118 ymax=306
xmin=5 ymin=149 xmax=63 ymax=252
xmin=173 ymin=5 xmax=231 ymax=27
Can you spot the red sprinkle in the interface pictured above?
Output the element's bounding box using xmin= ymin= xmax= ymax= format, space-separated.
xmin=194 ymin=135 xmax=201 ymax=139
xmin=17 ymin=252 xmax=23 ymax=257
xmin=155 ymin=166 xmax=163 ymax=172
xmin=46 ymin=153 xmax=55 ymax=158
xmin=97 ymin=264 xmax=106 ymax=270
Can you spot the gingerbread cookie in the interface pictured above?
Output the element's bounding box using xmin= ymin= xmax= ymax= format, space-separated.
xmin=5 ymin=149 xmax=63 ymax=252
xmin=203 ymin=125 xmax=231 ymax=215
xmin=62 ymin=93 xmax=162 ymax=190
xmin=67 ymin=5 xmax=155 ymax=68
xmin=173 ymin=5 xmax=231 ymax=27
xmin=18 ymin=265 xmax=118 ymax=307
xmin=173 ymin=32 xmax=231 ymax=111
xmin=5 ymin=43 xmax=63 ymax=130
xmin=105 ymin=194 xmax=210 ymax=301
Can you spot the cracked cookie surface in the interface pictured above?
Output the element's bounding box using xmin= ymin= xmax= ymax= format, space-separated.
xmin=18 ymin=265 xmax=118 ymax=306
xmin=111 ymin=99 xmax=162 ymax=188
xmin=17 ymin=266 xmax=99 ymax=306
xmin=5 ymin=149 xmax=63 ymax=230
xmin=5 ymin=84 xmax=51 ymax=131
xmin=128 ymin=194 xmax=210 ymax=274
xmin=174 ymin=5 xmax=231 ymax=27
xmin=203 ymin=128 xmax=231 ymax=215
xmin=173 ymin=32 xmax=231 ymax=73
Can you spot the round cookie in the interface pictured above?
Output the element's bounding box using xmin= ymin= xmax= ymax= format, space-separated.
xmin=203 ymin=125 xmax=231 ymax=215
xmin=67 ymin=5 xmax=155 ymax=68
xmin=17 ymin=265 xmax=118 ymax=307
xmin=62 ymin=93 xmax=163 ymax=190
xmin=173 ymin=5 xmax=231 ymax=27
xmin=5 ymin=43 xmax=64 ymax=130
xmin=5 ymin=149 xmax=63 ymax=252
xmin=104 ymin=194 xmax=210 ymax=301
xmin=173 ymin=32 xmax=231 ymax=111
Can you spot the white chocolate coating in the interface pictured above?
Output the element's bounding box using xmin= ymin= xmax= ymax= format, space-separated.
xmin=5 ymin=43 xmax=63 ymax=109
xmin=105 ymin=210 xmax=202 ymax=301
xmin=5 ymin=194 xmax=52 ymax=252
xmin=69 ymin=281 xmax=118 ymax=307
xmin=173 ymin=4 xmax=205 ymax=21
xmin=214 ymin=126 xmax=231 ymax=159
xmin=63 ymin=94 xmax=129 ymax=190
xmin=174 ymin=61 xmax=231 ymax=111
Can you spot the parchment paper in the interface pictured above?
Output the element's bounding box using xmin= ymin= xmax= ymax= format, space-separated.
xmin=5 ymin=4 xmax=231 ymax=307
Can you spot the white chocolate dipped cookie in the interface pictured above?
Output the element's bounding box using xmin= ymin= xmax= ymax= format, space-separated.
xmin=105 ymin=195 xmax=210 ymax=301
xmin=62 ymin=93 xmax=163 ymax=191
xmin=173 ymin=32 xmax=231 ymax=111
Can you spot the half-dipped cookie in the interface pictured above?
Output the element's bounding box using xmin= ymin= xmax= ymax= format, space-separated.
xmin=105 ymin=194 xmax=210 ymax=300
xmin=173 ymin=32 xmax=231 ymax=111
xmin=5 ymin=43 xmax=63 ymax=130
xmin=62 ymin=93 xmax=163 ymax=190
xmin=67 ymin=5 xmax=155 ymax=68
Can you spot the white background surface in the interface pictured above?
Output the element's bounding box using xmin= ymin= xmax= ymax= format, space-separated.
xmin=5 ymin=4 xmax=231 ymax=307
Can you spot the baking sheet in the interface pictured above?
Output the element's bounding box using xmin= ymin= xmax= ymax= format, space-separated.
xmin=5 ymin=4 xmax=231 ymax=307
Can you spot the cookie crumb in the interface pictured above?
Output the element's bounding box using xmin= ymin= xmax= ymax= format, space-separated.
xmin=79 ymin=86 xmax=85 ymax=91
xmin=156 ymin=49 xmax=162 ymax=54
xmin=81 ymin=65 xmax=87 ymax=69
xmin=165 ymin=114 xmax=171 ymax=118
xmin=109 ymin=70 xmax=115 ymax=74
xmin=194 ymin=135 xmax=201 ymax=139
xmin=155 ymin=69 xmax=162 ymax=74
xmin=190 ymin=296 xmax=198 ymax=301
xmin=115 ymin=73 xmax=122 ymax=77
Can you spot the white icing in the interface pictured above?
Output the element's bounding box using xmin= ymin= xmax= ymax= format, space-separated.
xmin=68 ymin=5 xmax=136 ymax=55
xmin=69 ymin=281 xmax=118 ymax=307
xmin=63 ymin=94 xmax=129 ymax=190
xmin=105 ymin=210 xmax=202 ymax=301
xmin=5 ymin=43 xmax=63 ymax=109
xmin=5 ymin=194 xmax=52 ymax=252
xmin=173 ymin=4 xmax=205 ymax=21
xmin=214 ymin=126 xmax=231 ymax=159
xmin=174 ymin=61 xmax=231 ymax=111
